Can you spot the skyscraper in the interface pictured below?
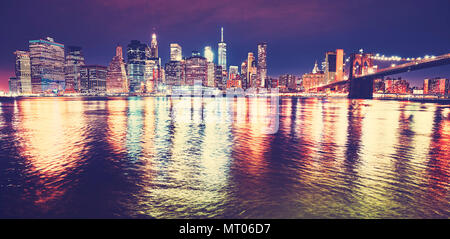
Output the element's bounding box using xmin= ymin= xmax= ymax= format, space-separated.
xmin=80 ymin=65 xmax=107 ymax=93
xmin=324 ymin=49 xmax=344 ymax=84
xmin=165 ymin=61 xmax=183 ymax=86
xmin=257 ymin=42 xmax=267 ymax=87
xmin=170 ymin=43 xmax=182 ymax=61
xmin=247 ymin=52 xmax=256 ymax=87
xmin=106 ymin=45 xmax=128 ymax=93
xmin=29 ymin=37 xmax=65 ymax=94
xmin=64 ymin=46 xmax=85 ymax=93
xmin=325 ymin=51 xmax=337 ymax=84
xmin=14 ymin=50 xmax=32 ymax=94
xmin=218 ymin=27 xmax=227 ymax=70
xmin=127 ymin=40 xmax=147 ymax=92
xmin=151 ymin=33 xmax=158 ymax=58
xmin=185 ymin=55 xmax=207 ymax=86
xmin=204 ymin=46 xmax=214 ymax=63
xmin=229 ymin=66 xmax=239 ymax=80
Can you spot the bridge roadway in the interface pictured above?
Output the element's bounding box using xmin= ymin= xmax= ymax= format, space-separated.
xmin=311 ymin=53 xmax=450 ymax=99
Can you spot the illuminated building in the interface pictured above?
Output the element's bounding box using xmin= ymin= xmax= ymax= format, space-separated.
xmin=424 ymin=78 xmax=449 ymax=95
xmin=165 ymin=61 xmax=183 ymax=86
xmin=127 ymin=40 xmax=147 ymax=92
xmin=14 ymin=50 xmax=32 ymax=94
xmin=170 ymin=43 xmax=182 ymax=61
xmin=204 ymin=46 xmax=214 ymax=63
xmin=8 ymin=77 xmax=19 ymax=94
xmin=279 ymin=74 xmax=298 ymax=91
xmin=207 ymin=62 xmax=215 ymax=87
xmin=373 ymin=79 xmax=385 ymax=93
xmin=247 ymin=52 xmax=257 ymax=87
xmin=229 ymin=66 xmax=239 ymax=80
xmin=384 ymin=77 xmax=410 ymax=94
xmin=257 ymin=42 xmax=267 ymax=87
xmin=302 ymin=61 xmax=325 ymax=91
xmin=324 ymin=49 xmax=344 ymax=84
xmin=218 ymin=27 xmax=227 ymax=70
xmin=144 ymin=58 xmax=160 ymax=92
xmin=29 ymin=37 xmax=65 ymax=94
xmin=80 ymin=65 xmax=107 ymax=93
xmin=64 ymin=46 xmax=85 ymax=93
xmin=151 ymin=33 xmax=158 ymax=58
xmin=335 ymin=49 xmax=344 ymax=82
xmin=214 ymin=65 xmax=224 ymax=88
xmin=185 ymin=55 xmax=207 ymax=86
xmin=106 ymin=45 xmax=128 ymax=93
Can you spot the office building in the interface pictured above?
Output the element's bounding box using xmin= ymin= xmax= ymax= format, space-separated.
xmin=8 ymin=77 xmax=19 ymax=95
xmin=127 ymin=40 xmax=147 ymax=92
xmin=64 ymin=46 xmax=85 ymax=93
xmin=204 ymin=46 xmax=214 ymax=63
xmin=14 ymin=50 xmax=32 ymax=94
xmin=218 ymin=27 xmax=227 ymax=70
xmin=424 ymin=78 xmax=449 ymax=95
xmin=170 ymin=43 xmax=182 ymax=61
xmin=257 ymin=42 xmax=267 ymax=87
xmin=151 ymin=33 xmax=158 ymax=58
xmin=80 ymin=65 xmax=107 ymax=93
xmin=165 ymin=61 xmax=183 ymax=86
xmin=185 ymin=55 xmax=207 ymax=86
xmin=29 ymin=37 xmax=65 ymax=94
xmin=106 ymin=45 xmax=128 ymax=93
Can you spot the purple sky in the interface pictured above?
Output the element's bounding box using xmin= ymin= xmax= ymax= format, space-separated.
xmin=1 ymin=0 xmax=449 ymax=91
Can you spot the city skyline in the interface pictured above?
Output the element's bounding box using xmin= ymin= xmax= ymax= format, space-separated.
xmin=1 ymin=0 xmax=450 ymax=91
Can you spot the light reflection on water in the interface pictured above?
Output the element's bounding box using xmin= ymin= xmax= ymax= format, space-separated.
xmin=0 ymin=96 xmax=449 ymax=218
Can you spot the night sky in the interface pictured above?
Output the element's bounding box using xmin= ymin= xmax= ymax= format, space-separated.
xmin=1 ymin=0 xmax=449 ymax=91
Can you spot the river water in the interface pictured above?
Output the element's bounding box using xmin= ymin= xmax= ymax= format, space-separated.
xmin=0 ymin=96 xmax=448 ymax=218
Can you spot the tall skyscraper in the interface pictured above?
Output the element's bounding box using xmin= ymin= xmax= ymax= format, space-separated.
xmin=106 ymin=45 xmax=128 ymax=93
xmin=8 ymin=77 xmax=19 ymax=95
xmin=324 ymin=49 xmax=343 ymax=84
xmin=151 ymin=33 xmax=158 ymax=58
xmin=207 ymin=62 xmax=215 ymax=87
xmin=325 ymin=51 xmax=337 ymax=84
xmin=335 ymin=49 xmax=344 ymax=82
xmin=165 ymin=61 xmax=183 ymax=86
xmin=204 ymin=46 xmax=214 ymax=63
xmin=247 ymin=52 xmax=256 ymax=87
xmin=185 ymin=55 xmax=207 ymax=86
xmin=218 ymin=27 xmax=227 ymax=70
xmin=64 ymin=46 xmax=85 ymax=93
xmin=170 ymin=43 xmax=182 ymax=61
xmin=14 ymin=50 xmax=32 ymax=94
xmin=257 ymin=42 xmax=267 ymax=87
xmin=229 ymin=66 xmax=239 ymax=80
xmin=29 ymin=37 xmax=65 ymax=94
xmin=127 ymin=40 xmax=147 ymax=92
xmin=80 ymin=65 xmax=107 ymax=93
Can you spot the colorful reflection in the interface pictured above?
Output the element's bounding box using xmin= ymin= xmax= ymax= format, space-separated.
xmin=0 ymin=97 xmax=449 ymax=218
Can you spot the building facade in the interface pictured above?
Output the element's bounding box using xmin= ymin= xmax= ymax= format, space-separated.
xmin=64 ymin=46 xmax=85 ymax=93
xmin=14 ymin=50 xmax=32 ymax=94
xmin=185 ymin=55 xmax=207 ymax=86
xmin=424 ymin=78 xmax=449 ymax=95
xmin=257 ymin=42 xmax=267 ymax=88
xmin=80 ymin=65 xmax=107 ymax=93
xmin=29 ymin=37 xmax=65 ymax=94
xmin=170 ymin=43 xmax=182 ymax=61
xmin=127 ymin=40 xmax=147 ymax=92
xmin=218 ymin=27 xmax=227 ymax=70
xmin=106 ymin=45 xmax=128 ymax=93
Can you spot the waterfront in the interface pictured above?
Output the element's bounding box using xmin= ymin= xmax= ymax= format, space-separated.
xmin=0 ymin=96 xmax=449 ymax=218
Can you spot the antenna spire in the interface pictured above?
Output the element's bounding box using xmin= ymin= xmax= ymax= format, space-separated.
xmin=221 ymin=27 xmax=224 ymax=42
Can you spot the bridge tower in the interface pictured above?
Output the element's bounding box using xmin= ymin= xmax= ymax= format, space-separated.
xmin=348 ymin=52 xmax=374 ymax=99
